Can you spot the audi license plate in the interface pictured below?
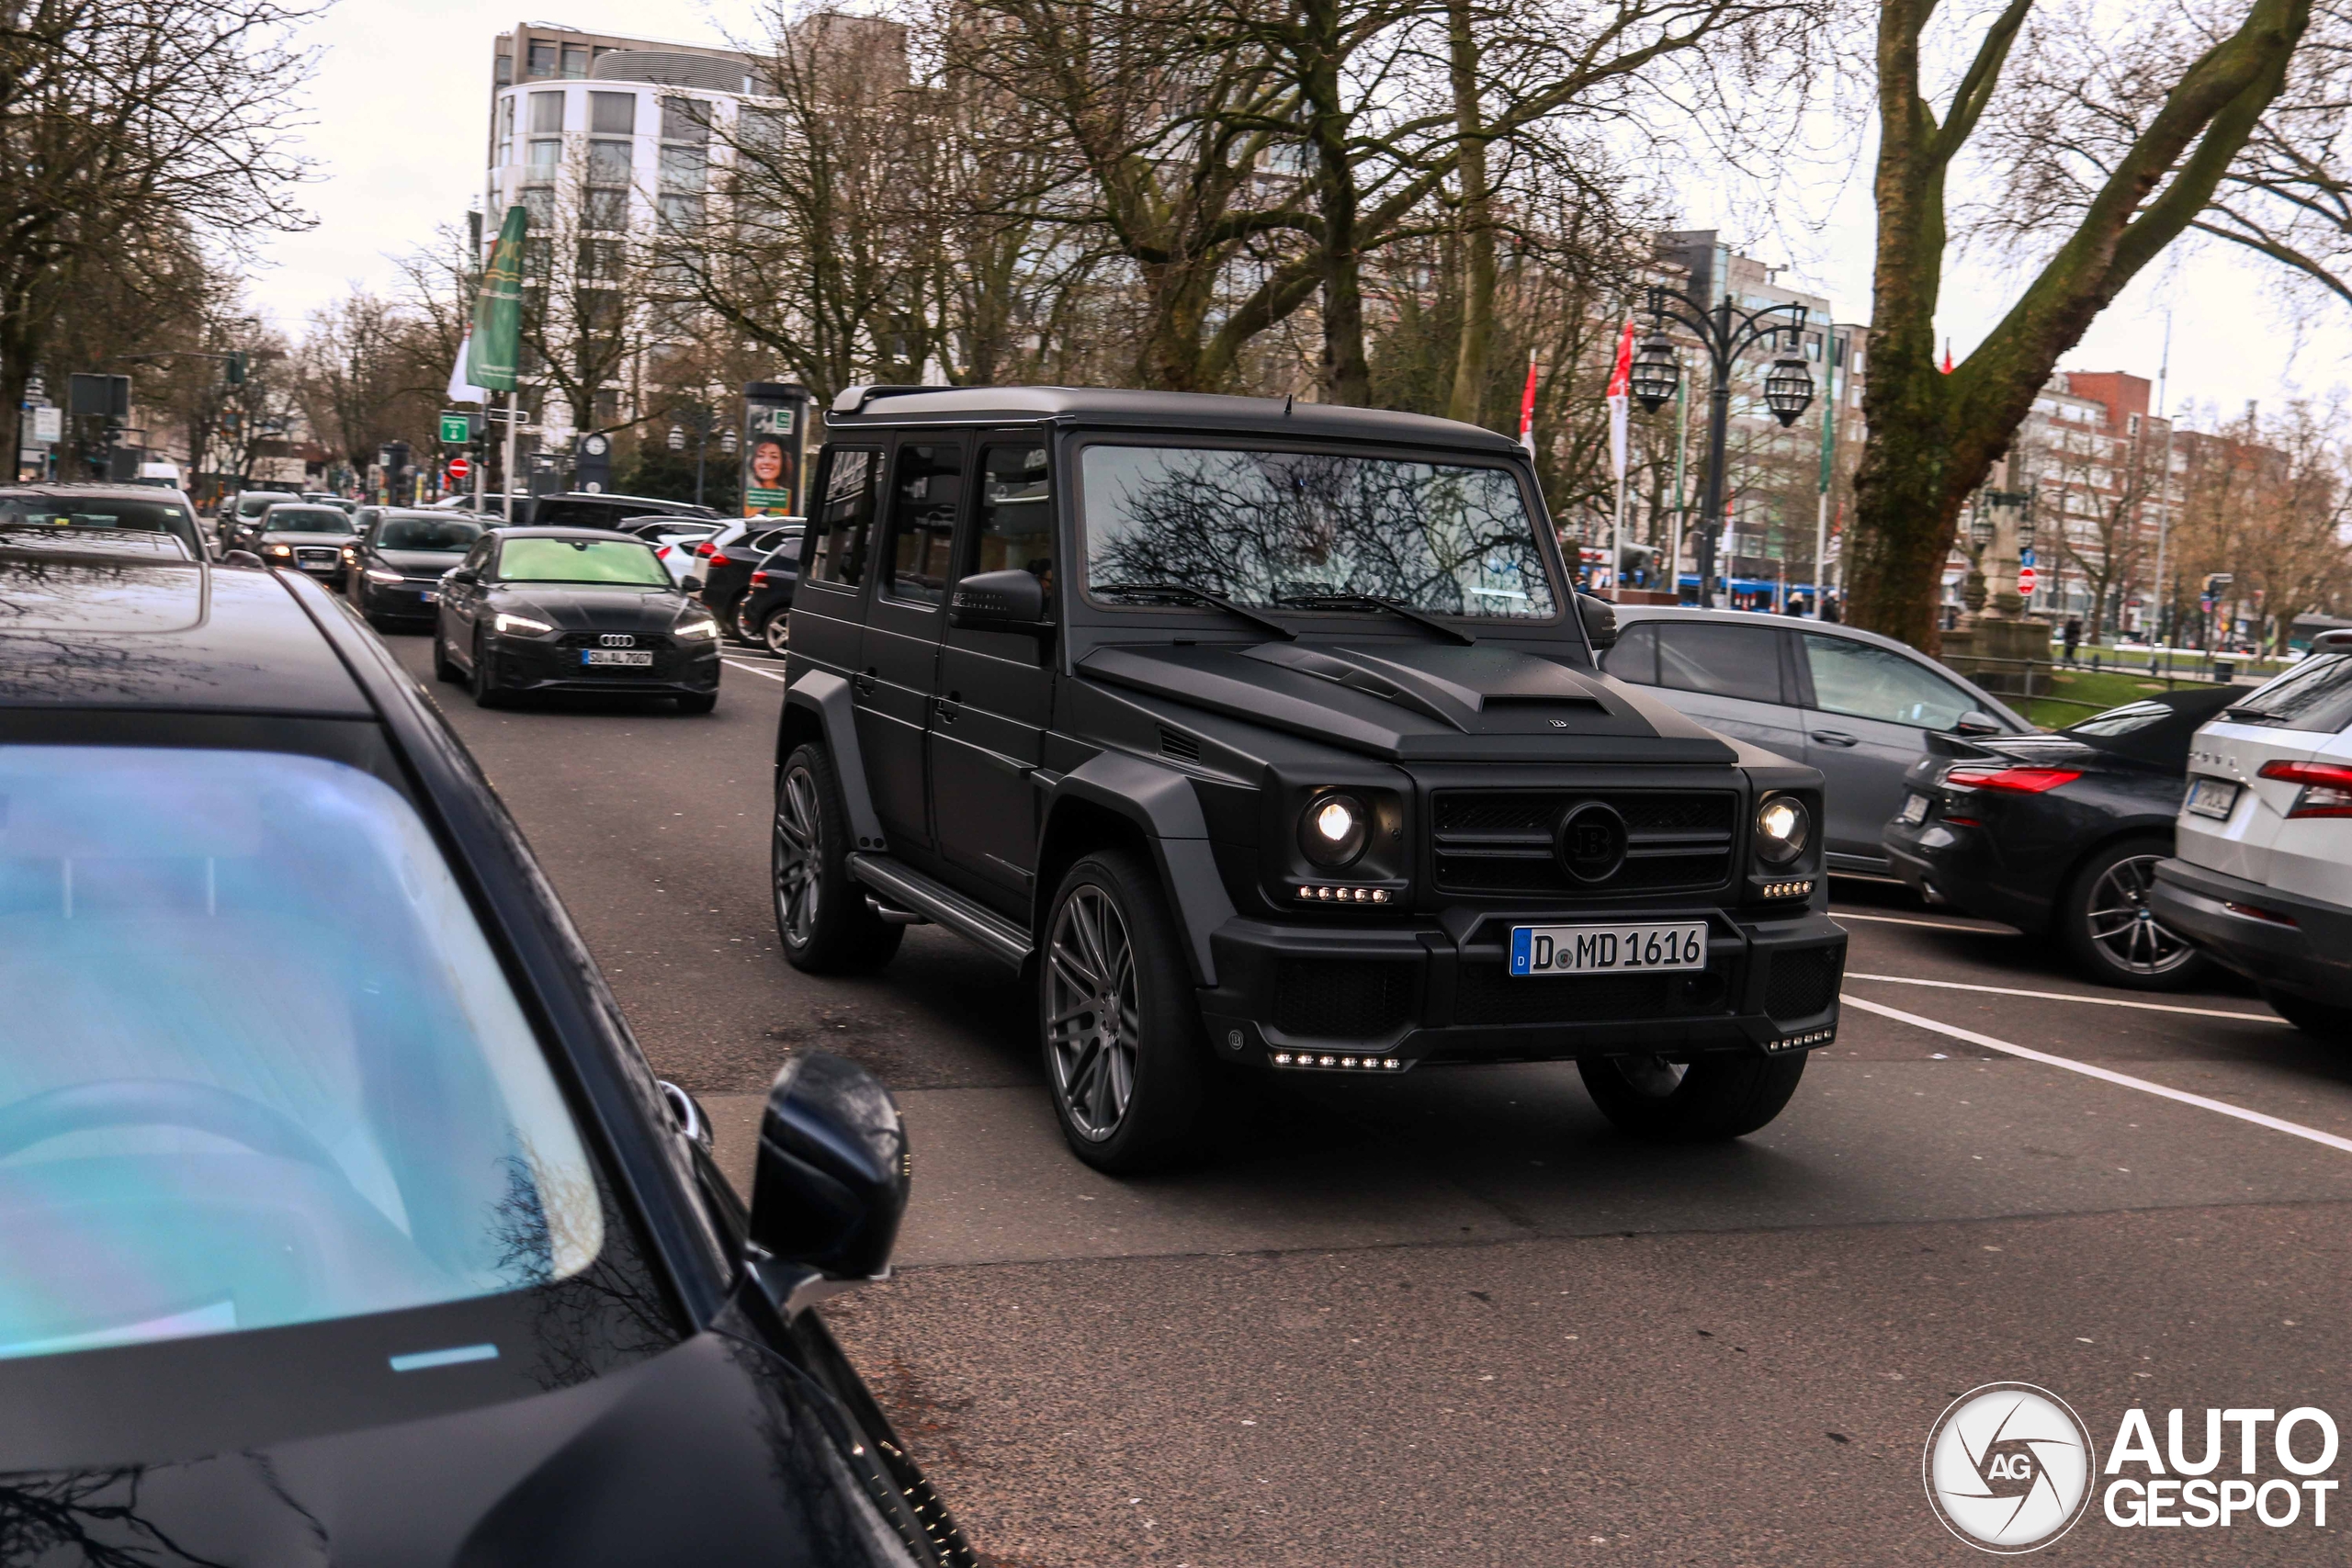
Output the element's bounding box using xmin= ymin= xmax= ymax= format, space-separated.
xmin=1510 ymin=921 xmax=1707 ymax=977
xmin=1898 ymin=792 xmax=1931 ymax=826
xmin=2186 ymin=775 xmax=2240 ymax=820
xmin=420 ymin=590 xmax=436 ymax=603
xmin=581 ymin=649 xmax=653 ymax=667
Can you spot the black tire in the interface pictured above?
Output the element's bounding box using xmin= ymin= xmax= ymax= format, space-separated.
xmin=774 ymin=744 xmax=902 ymax=974
xmin=715 ymin=592 xmax=754 ymax=646
xmin=729 ymin=594 xmax=761 ymax=646
xmin=1577 ymin=1051 xmax=1806 ymax=1142
xmin=469 ymin=630 xmax=508 ymax=708
xmin=2058 ymin=837 xmax=2209 ymax=991
xmin=1040 ymin=850 xmax=1214 ymax=1173
xmin=761 ymin=607 xmax=790 ymax=656
xmin=676 ymin=691 xmax=718 ymax=715
xmin=433 ymin=623 xmax=465 ymax=683
xmin=2264 ymin=988 xmax=2352 ymax=1041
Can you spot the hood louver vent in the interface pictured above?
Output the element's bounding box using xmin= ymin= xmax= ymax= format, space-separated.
xmin=1159 ymin=727 xmax=1202 ymax=763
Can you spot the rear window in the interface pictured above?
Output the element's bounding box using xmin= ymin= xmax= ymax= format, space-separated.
xmin=2224 ymin=653 xmax=2352 ymax=734
xmin=498 ymin=536 xmax=668 ymax=585
xmin=0 ymin=747 xmax=605 ymax=1360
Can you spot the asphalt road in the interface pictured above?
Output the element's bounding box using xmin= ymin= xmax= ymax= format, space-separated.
xmin=383 ymin=626 xmax=2352 ymax=1566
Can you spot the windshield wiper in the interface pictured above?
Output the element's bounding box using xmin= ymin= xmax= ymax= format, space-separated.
xmin=1092 ymin=581 xmax=1297 ymax=640
xmin=1273 ymin=592 xmax=1476 ymax=646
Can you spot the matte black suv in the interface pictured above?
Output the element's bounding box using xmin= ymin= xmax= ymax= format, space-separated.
xmin=774 ymin=387 xmax=1848 ymax=1172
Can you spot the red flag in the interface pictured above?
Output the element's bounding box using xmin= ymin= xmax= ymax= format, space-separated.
xmin=1605 ymin=321 xmax=1634 ymax=480
xmin=1517 ymin=350 xmax=1539 ymax=455
xmin=1940 ymin=337 xmax=1954 ymax=374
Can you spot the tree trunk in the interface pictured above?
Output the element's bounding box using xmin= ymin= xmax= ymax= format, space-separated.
xmin=1444 ymin=0 xmax=1495 ymax=427
xmin=1302 ymin=0 xmax=1371 ymax=404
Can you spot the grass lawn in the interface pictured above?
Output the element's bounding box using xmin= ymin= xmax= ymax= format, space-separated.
xmin=2019 ymin=664 xmax=2232 ymax=729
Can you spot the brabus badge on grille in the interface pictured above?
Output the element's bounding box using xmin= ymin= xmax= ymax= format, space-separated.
xmin=599 ymin=634 xmax=636 ymax=648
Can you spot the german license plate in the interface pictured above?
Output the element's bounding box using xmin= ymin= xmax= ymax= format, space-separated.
xmin=582 ymin=649 xmax=653 ymax=667
xmin=2186 ymin=775 xmax=2240 ymax=820
xmin=420 ymin=590 xmax=436 ymax=603
xmin=1509 ymin=921 xmax=1706 ymax=977
xmin=1898 ymin=792 xmax=1930 ymax=825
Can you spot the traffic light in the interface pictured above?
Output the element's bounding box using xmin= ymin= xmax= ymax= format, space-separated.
xmin=225 ymin=352 xmax=246 ymax=387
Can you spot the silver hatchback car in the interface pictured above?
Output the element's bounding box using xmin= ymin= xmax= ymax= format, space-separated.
xmin=1600 ymin=607 xmax=2032 ymax=874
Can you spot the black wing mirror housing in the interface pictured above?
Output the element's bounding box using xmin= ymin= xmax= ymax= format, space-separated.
xmin=947 ymin=568 xmax=1048 ymax=632
xmin=746 ymin=1052 xmax=909 ymax=1314
xmin=220 ymin=549 xmax=266 ymax=569
xmin=1952 ymin=711 xmax=2004 ymax=737
xmin=444 ymin=566 xmax=478 ymax=585
xmin=1576 ymin=591 xmax=1619 ymax=652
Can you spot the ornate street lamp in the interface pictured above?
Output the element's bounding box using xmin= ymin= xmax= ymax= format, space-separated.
xmin=1763 ymin=347 xmax=1815 ymax=427
xmin=1969 ymin=497 xmax=1998 ymax=550
xmin=666 ymin=423 xmax=685 ymax=452
xmin=1630 ymin=333 xmax=1680 ymax=413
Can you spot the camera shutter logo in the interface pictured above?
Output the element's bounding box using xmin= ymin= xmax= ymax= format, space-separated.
xmin=1924 ymin=1382 xmax=2096 ymax=1552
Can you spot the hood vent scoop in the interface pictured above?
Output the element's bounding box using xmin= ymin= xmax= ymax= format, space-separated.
xmin=1159 ymin=726 xmax=1202 ymax=762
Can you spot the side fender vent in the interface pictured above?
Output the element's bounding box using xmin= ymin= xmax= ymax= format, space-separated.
xmin=1159 ymin=727 xmax=1202 ymax=763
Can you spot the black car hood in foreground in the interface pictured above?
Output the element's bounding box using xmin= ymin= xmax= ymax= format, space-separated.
xmin=1081 ymin=638 xmax=1736 ymax=762
xmin=0 ymin=1330 xmax=918 ymax=1567
xmin=491 ymin=584 xmax=695 ymax=635
xmin=379 ymin=548 xmax=471 ymax=577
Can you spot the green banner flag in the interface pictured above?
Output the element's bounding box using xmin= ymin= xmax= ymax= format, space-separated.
xmin=465 ymin=205 xmax=528 ymax=392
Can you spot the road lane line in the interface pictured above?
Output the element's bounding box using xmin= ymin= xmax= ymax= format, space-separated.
xmin=1840 ymin=994 xmax=2352 ymax=1156
xmin=1833 ymin=910 xmax=2015 ymax=935
xmin=723 ymin=658 xmax=789 ymax=682
xmin=1846 ymin=972 xmax=2283 ymax=1024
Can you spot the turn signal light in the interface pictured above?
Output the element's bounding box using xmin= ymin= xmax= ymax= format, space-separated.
xmin=2259 ymin=759 xmax=2352 ymax=818
xmin=1271 ymin=1053 xmax=1404 ymax=1071
xmin=1941 ymin=765 xmax=2081 ymax=794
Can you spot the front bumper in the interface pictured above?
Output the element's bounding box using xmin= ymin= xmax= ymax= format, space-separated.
xmin=2149 ymin=859 xmax=2352 ymax=1008
xmin=357 ymin=580 xmax=442 ymax=621
xmin=1197 ymin=905 xmax=1848 ymax=1070
xmin=485 ymin=635 xmax=720 ymax=694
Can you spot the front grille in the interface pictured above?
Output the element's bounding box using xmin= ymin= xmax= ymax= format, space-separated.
xmin=1271 ymin=959 xmax=1416 ymax=1039
xmin=1430 ymin=789 xmax=1736 ymax=897
xmin=1763 ymin=945 xmax=1842 ymax=1022
xmin=558 ymin=631 xmax=675 ymax=651
xmin=1453 ymin=961 xmax=1734 ymax=1026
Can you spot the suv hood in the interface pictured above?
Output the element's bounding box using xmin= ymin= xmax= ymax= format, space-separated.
xmin=1081 ymin=639 xmax=1735 ymax=762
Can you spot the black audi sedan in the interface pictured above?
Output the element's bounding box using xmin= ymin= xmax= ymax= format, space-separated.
xmin=243 ymin=502 xmax=361 ymax=586
xmin=0 ymin=541 xmax=973 ymax=1565
xmin=347 ymin=509 xmax=487 ymax=629
xmin=1881 ymin=685 xmax=2242 ymax=989
xmin=432 ymin=527 xmax=723 ymax=713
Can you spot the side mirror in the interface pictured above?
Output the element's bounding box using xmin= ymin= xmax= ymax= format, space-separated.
xmin=1952 ymin=711 xmax=2003 ymax=737
xmin=948 ymin=568 xmax=1048 ymax=632
xmin=443 ymin=567 xmax=477 ymax=585
xmin=1576 ymin=592 xmax=1619 ymax=652
xmin=220 ymin=549 xmax=266 ymax=569
xmin=746 ymin=1052 xmax=909 ymax=1314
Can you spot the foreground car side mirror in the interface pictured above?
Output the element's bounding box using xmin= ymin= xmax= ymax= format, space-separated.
xmin=443 ymin=567 xmax=478 ymax=585
xmin=948 ymin=568 xmax=1048 ymax=632
xmin=746 ymin=1052 xmax=909 ymax=1314
xmin=1951 ymin=710 xmax=2003 ymax=737
xmin=1576 ymin=592 xmax=1619 ymax=652
xmin=220 ymin=549 xmax=265 ymax=568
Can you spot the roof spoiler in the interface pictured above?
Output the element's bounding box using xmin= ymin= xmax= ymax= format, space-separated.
xmin=830 ymin=384 xmax=966 ymax=415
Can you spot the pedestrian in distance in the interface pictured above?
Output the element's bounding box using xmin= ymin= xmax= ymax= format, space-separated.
xmin=2064 ymin=615 xmax=2082 ymax=664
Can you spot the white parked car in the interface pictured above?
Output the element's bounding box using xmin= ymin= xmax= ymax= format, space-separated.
xmin=2151 ymin=631 xmax=2352 ymax=1037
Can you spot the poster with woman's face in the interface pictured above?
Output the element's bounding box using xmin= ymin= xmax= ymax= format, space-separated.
xmin=741 ymin=396 xmax=804 ymax=516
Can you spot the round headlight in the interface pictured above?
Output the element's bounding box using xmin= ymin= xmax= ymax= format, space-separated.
xmin=1755 ymin=794 xmax=1810 ymax=865
xmin=1299 ymin=791 xmax=1370 ymax=868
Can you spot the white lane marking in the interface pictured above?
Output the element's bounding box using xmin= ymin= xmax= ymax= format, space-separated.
xmin=1833 ymin=909 xmax=2015 ymax=935
xmin=1846 ymin=972 xmax=2283 ymax=1024
xmin=722 ymin=658 xmax=789 ymax=683
xmin=1841 ymin=994 xmax=2352 ymax=1156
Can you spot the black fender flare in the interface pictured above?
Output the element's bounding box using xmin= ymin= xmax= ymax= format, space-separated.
xmin=1043 ymin=750 xmax=1236 ymax=986
xmin=784 ymin=670 xmax=887 ymax=852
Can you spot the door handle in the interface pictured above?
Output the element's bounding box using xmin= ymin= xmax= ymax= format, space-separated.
xmin=854 ymin=670 xmax=876 ymax=696
xmin=1810 ymin=729 xmax=1859 ymax=747
xmin=936 ymin=690 xmax=962 ymax=722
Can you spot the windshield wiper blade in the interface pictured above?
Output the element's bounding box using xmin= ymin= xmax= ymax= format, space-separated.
xmin=1274 ymin=592 xmax=1476 ymax=646
xmin=1092 ymin=581 xmax=1297 ymax=640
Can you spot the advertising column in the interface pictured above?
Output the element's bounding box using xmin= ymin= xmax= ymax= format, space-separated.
xmin=741 ymin=382 xmax=811 ymax=517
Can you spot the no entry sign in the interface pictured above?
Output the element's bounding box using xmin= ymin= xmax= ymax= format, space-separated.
xmin=2018 ymin=564 xmax=2037 ymax=595
xmin=447 ymin=457 xmax=472 ymax=481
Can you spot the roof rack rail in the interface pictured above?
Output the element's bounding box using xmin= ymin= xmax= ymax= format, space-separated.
xmin=830 ymin=384 xmax=967 ymax=415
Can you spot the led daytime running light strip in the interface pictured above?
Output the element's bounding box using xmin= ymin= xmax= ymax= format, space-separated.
xmin=1759 ymin=879 xmax=1815 ymax=899
xmin=1295 ymin=884 xmax=1393 ymax=903
xmin=1766 ymin=1026 xmax=1837 ymax=1053
xmin=1271 ymin=1052 xmax=1405 ymax=1071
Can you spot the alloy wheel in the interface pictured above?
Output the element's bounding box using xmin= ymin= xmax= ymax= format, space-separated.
xmin=763 ymin=612 xmax=789 ymax=656
xmin=1046 ymin=886 xmax=1140 ymax=1141
xmin=773 ymin=765 xmax=822 ymax=948
xmin=2084 ymin=853 xmax=2196 ymax=975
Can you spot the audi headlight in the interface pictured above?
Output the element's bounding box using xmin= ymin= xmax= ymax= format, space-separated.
xmin=674 ymin=615 xmax=722 ymax=641
xmin=363 ymin=566 xmax=404 ymax=585
xmin=263 ymin=542 xmax=292 ymax=557
xmin=494 ymin=612 xmax=555 ymax=636
xmin=1755 ymin=794 xmax=1810 ymax=865
xmin=1299 ymin=791 xmax=1370 ymax=868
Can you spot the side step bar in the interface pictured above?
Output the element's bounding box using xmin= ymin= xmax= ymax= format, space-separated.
xmin=848 ymin=852 xmax=1033 ymax=968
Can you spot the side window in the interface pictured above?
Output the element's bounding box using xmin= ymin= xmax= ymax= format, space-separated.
xmin=1656 ymin=622 xmax=1784 ymax=705
xmin=881 ymin=443 xmax=961 ymax=604
xmin=1802 ymin=633 xmax=1974 ymax=728
xmin=807 ymin=448 xmax=880 ymax=588
xmin=1600 ymin=621 xmax=1658 ymax=684
xmin=970 ymin=443 xmax=1055 ymax=612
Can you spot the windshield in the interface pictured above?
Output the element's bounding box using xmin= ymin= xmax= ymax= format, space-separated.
xmin=498 ymin=537 xmax=669 ymax=586
xmin=0 ymin=747 xmax=605 ymax=1361
xmin=1080 ymin=444 xmax=1557 ymax=619
xmin=6 ymin=500 xmax=194 ymax=537
xmin=263 ymin=508 xmax=355 ymax=536
xmin=378 ymin=517 xmax=483 ymax=552
xmin=2223 ymin=653 xmax=2352 ymax=733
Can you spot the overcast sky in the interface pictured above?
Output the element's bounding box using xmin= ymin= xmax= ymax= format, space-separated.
xmin=253 ymin=2 xmax=2351 ymax=432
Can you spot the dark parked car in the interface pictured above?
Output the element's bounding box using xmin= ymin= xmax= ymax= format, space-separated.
xmin=348 ymin=510 xmax=489 ymax=629
xmin=775 ymin=386 xmax=1848 ymax=1171
xmin=0 ymin=540 xmax=973 ymax=1566
xmin=0 ymin=484 xmax=205 ymax=559
xmin=243 ymin=502 xmax=361 ymax=586
xmin=219 ymin=486 xmax=304 ymax=549
xmin=530 ymin=491 xmax=720 ymax=532
xmin=737 ymin=535 xmax=804 ymax=653
xmin=1880 ymin=685 xmax=2241 ymax=989
xmin=433 ymin=527 xmax=722 ymax=713
xmin=699 ymin=521 xmax=802 ymax=642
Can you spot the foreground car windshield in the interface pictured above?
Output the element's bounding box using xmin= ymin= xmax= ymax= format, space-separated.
xmin=1080 ymin=444 xmax=1557 ymax=619
xmin=499 ymin=537 xmax=669 ymax=585
xmin=263 ymin=508 xmax=355 ymax=535
xmin=0 ymin=747 xmax=605 ymax=1359
xmin=378 ymin=517 xmax=483 ymax=551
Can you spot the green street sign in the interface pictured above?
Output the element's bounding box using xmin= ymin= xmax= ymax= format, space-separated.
xmin=438 ymin=412 xmax=473 ymax=445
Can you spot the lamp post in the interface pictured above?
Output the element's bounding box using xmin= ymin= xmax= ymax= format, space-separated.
xmin=667 ymin=403 xmax=738 ymax=509
xmin=1629 ymin=285 xmax=1814 ymax=607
